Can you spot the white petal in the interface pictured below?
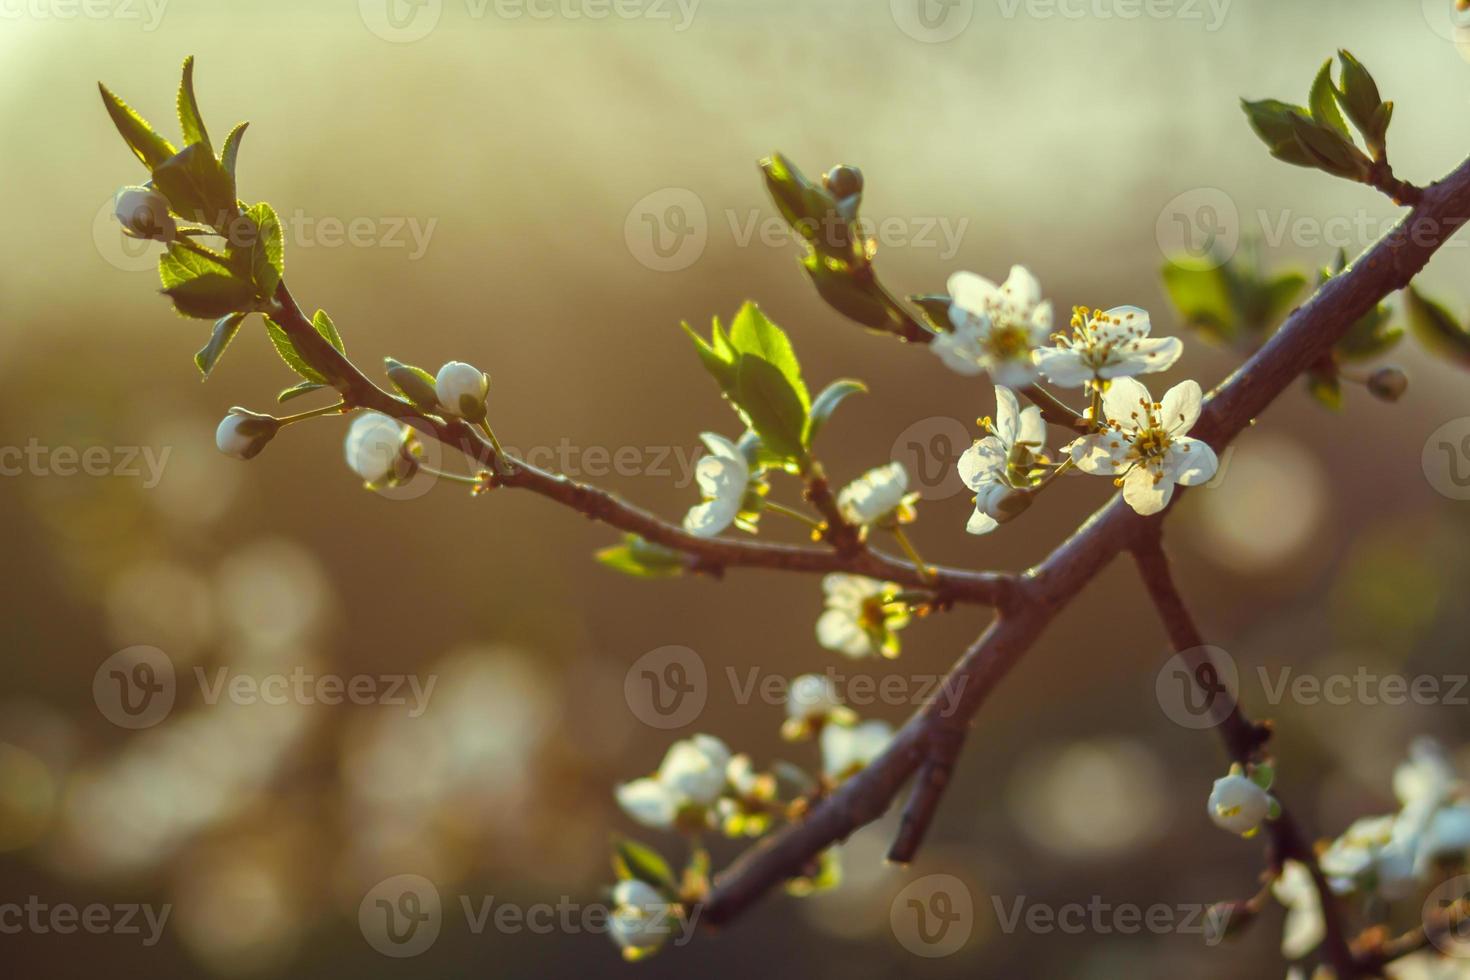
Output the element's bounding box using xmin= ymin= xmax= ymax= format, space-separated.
xmin=990 ymin=356 xmax=1040 ymax=389
xmin=1101 ymin=336 xmax=1183 ymax=378
xmin=1070 ymin=433 xmax=1129 ymax=475
xmin=616 ymin=778 xmax=677 ymax=829
xmin=1123 ymin=465 xmax=1174 ymax=515
xmin=946 ymin=270 xmax=1000 ymax=316
xmin=1166 ymin=437 xmax=1218 ymax=486
xmin=1034 ymin=347 xmax=1093 ymax=388
xmin=683 ymin=494 xmax=740 ymax=537
xmin=1015 ymin=405 xmax=1046 ymax=451
xmin=1101 ymin=377 xmax=1151 ymax=429
xmin=932 ymin=331 xmax=986 ymax=376
xmin=956 ymin=438 xmax=1004 ymax=490
xmin=1000 ymin=265 xmax=1042 ymax=311
xmin=965 ymin=507 xmax=999 ymax=536
xmin=1159 ymin=379 xmax=1203 ymax=434
xmin=992 ymin=385 xmax=1021 ymax=445
xmin=1091 ymin=305 xmax=1152 ymax=343
xmin=1028 ymin=299 xmax=1054 ymax=335
xmin=816 ymin=610 xmax=871 ymax=658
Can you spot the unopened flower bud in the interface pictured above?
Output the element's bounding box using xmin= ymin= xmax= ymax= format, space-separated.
xmin=1366 ymin=366 xmax=1408 ymax=402
xmin=1208 ymin=772 xmax=1274 ymax=836
xmin=215 ymin=408 xmax=279 ymax=460
xmin=435 ymin=361 xmax=490 ymax=423
xmin=822 ymin=165 xmax=864 ymax=200
xmin=113 ymin=185 xmax=176 ymax=242
xmin=344 ymin=411 xmax=417 ymax=487
xmin=786 ymin=674 xmax=841 ymax=723
xmin=975 ymin=483 xmax=1032 ymax=524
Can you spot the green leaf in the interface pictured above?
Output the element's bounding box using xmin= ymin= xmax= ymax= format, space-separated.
xmin=176 ymin=55 xmax=210 ymax=149
xmin=1287 ymin=113 xmax=1369 ymax=180
xmin=264 ymin=316 xmax=327 ymax=383
xmin=152 ymin=142 xmax=236 ymax=227
xmin=804 ymin=379 xmax=866 ymax=447
xmin=162 ymin=274 xmax=258 ymax=320
xmin=1244 ymin=271 xmax=1307 ymax=331
xmin=728 ymin=302 xmax=809 ymax=410
xmin=1309 ymin=58 xmax=1350 ymax=140
xmin=909 ymin=294 xmax=952 ymax=334
xmin=194 ymin=312 xmax=248 ymax=377
xmin=312 ymin=309 xmax=344 ymax=353
xmin=786 ymin=848 xmax=842 ymax=898
xmin=595 ymin=535 xmax=685 ymax=579
xmin=1337 ymin=50 xmax=1385 ymax=147
xmin=159 ymin=241 xmax=232 ymax=289
xmin=1405 ymin=287 xmax=1470 ymax=367
xmin=1306 ymin=368 xmax=1343 ymax=411
xmin=98 ymin=82 xmax=177 ymax=170
xmin=220 ymin=121 xmax=248 ymax=180
xmin=384 ymin=357 xmax=441 ymax=412
xmin=681 ymin=320 xmax=739 ymax=396
xmin=1161 ymin=260 xmax=1236 ymax=343
xmin=231 ymin=202 xmax=284 ymax=297
xmin=734 ymin=354 xmax=808 ymax=465
xmin=802 ymin=253 xmax=894 ymax=329
xmin=612 ymin=838 xmax=678 ymax=891
xmin=758 ymin=152 xmax=837 ymax=248
xmin=277 ymin=381 xmax=327 ymax=403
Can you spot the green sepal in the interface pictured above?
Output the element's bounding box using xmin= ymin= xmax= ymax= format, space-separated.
xmin=595 ymin=534 xmax=686 ymax=578
xmin=98 ymin=81 xmax=177 ymax=170
xmin=194 ymin=311 xmax=248 ymax=377
xmin=384 ymin=358 xmax=441 ymax=412
xmin=804 ymin=379 xmax=866 ymax=447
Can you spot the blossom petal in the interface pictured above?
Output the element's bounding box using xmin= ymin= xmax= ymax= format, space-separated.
xmin=816 ymin=609 xmax=871 ymax=658
xmin=966 ymin=506 xmax=999 ymax=536
xmin=616 ymin=778 xmax=678 ymax=829
xmin=1122 ymin=465 xmax=1174 ymax=515
xmin=1034 ymin=347 xmax=1093 ymax=388
xmin=1159 ymin=379 xmax=1203 ymax=435
xmin=1091 ymin=305 xmax=1152 ymax=344
xmin=1000 ymin=265 xmax=1042 ymax=311
xmin=1166 ymin=437 xmax=1218 ymax=486
xmin=1099 ymin=335 xmax=1183 ymax=378
xmin=956 ymin=437 xmax=1004 ymax=490
xmin=1101 ymin=377 xmax=1151 ymax=429
xmin=990 ymin=355 xmax=1040 ymax=389
xmin=993 ymin=386 xmax=1021 ymax=445
xmin=683 ymin=493 xmax=741 ymax=537
xmin=1015 ymin=405 xmax=1046 ymax=451
xmin=1070 ymin=433 xmax=1129 ymax=475
xmin=932 ymin=329 xmax=986 ymax=375
xmin=947 ymin=271 xmax=1000 ymax=317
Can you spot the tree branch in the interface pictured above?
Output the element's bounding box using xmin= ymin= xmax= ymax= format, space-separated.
xmin=697 ymin=152 xmax=1470 ymax=929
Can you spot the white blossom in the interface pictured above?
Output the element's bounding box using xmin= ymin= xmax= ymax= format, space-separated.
xmin=1320 ymin=814 xmax=1420 ymax=900
xmin=956 ymin=386 xmax=1046 ymax=535
xmin=344 ymin=411 xmax=415 ymax=487
xmin=609 ymin=879 xmax=678 ymax=960
xmin=1069 ymin=377 xmax=1219 ymax=515
xmin=1208 ymin=772 xmax=1274 ymax=836
xmin=821 ymin=720 xmax=892 ymax=780
xmin=1272 ymin=861 xmax=1326 ymax=959
xmin=1034 ymin=305 xmax=1182 ymax=388
xmin=933 ymin=266 xmax=1053 ymax=386
xmin=786 ymin=674 xmax=842 ymax=723
xmin=215 ymin=408 xmax=277 ymax=461
xmin=815 ymin=574 xmax=909 ymax=659
xmin=682 ymin=433 xmax=750 ymax=537
xmin=434 ymin=361 xmax=490 ymax=422
xmin=615 ymin=734 xmax=732 ymax=831
xmin=113 ymin=185 xmax=176 ymax=242
xmin=836 ymin=462 xmax=911 ymax=526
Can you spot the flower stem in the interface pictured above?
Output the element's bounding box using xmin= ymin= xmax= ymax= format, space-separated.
xmin=765 ymin=501 xmax=823 ymax=531
xmin=419 ymin=466 xmax=487 ymax=488
xmin=891 ymin=526 xmax=935 ymax=582
xmin=479 ymin=419 xmax=515 ymax=473
xmin=277 ymin=402 xmax=345 ymax=427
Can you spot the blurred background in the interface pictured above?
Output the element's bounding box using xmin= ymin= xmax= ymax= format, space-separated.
xmin=3 ymin=0 xmax=1470 ymax=976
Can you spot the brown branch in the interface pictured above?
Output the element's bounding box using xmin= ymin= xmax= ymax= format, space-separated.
xmin=1131 ymin=534 xmax=1358 ymax=978
xmin=266 ymin=282 xmax=1016 ymax=608
xmin=696 ymin=153 xmax=1470 ymax=929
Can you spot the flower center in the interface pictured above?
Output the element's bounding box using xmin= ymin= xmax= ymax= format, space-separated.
xmin=1132 ymin=426 xmax=1172 ymax=463
xmin=985 ymin=321 xmax=1031 ymax=360
xmin=858 ymin=596 xmax=888 ymax=632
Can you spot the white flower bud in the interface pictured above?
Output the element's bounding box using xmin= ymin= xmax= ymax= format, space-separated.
xmin=1208 ymin=773 xmax=1273 ymax=836
xmin=344 ymin=411 xmax=414 ymax=486
xmin=837 ymin=462 xmax=909 ymax=525
xmin=435 ymin=361 xmax=489 ymax=422
xmin=609 ymin=880 xmax=677 ymax=959
xmin=975 ymin=482 xmax=1032 ymax=524
xmin=786 ymin=674 xmax=841 ymax=723
xmin=657 ymin=735 xmax=729 ymax=808
xmin=215 ymin=408 xmax=278 ymax=461
xmin=113 ymin=185 xmax=176 ymax=242
xmin=820 ymin=720 xmax=892 ymax=780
